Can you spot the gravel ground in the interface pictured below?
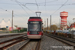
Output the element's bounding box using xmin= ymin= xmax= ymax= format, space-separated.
xmin=20 ymin=41 xmax=37 ymax=50
xmin=20 ymin=35 xmax=74 ymax=50
xmin=40 ymin=35 xmax=74 ymax=50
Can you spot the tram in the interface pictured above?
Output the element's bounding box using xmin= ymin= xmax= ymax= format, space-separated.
xmin=27 ymin=17 xmax=43 ymax=39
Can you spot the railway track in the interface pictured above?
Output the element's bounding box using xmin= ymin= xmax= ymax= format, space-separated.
xmin=0 ymin=33 xmax=29 ymax=50
xmin=20 ymin=39 xmax=41 ymax=50
xmin=35 ymin=40 xmax=41 ymax=50
xmin=44 ymin=33 xmax=75 ymax=49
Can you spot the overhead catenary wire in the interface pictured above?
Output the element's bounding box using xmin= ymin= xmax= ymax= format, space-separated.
xmin=0 ymin=0 xmax=70 ymax=17
xmin=0 ymin=8 xmax=26 ymax=18
xmin=0 ymin=2 xmax=74 ymax=6
xmin=0 ymin=0 xmax=58 ymax=5
xmin=12 ymin=0 xmax=35 ymax=13
xmin=11 ymin=0 xmax=35 ymax=14
xmin=0 ymin=7 xmax=13 ymax=15
xmin=35 ymin=0 xmax=39 ymax=11
xmin=0 ymin=2 xmax=28 ymax=17
xmin=15 ymin=0 xmax=30 ymax=16
xmin=22 ymin=4 xmax=34 ymax=13
xmin=1 ymin=3 xmax=75 ymax=6
xmin=0 ymin=7 xmax=7 ymax=11
xmin=49 ymin=0 xmax=68 ymax=29
xmin=24 ymin=3 xmax=41 ymax=15
xmin=51 ymin=0 xmax=68 ymax=15
xmin=0 ymin=0 xmax=35 ymax=17
xmin=45 ymin=0 xmax=46 ymax=17
xmin=39 ymin=0 xmax=58 ymax=5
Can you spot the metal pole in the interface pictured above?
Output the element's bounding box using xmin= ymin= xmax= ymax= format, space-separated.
xmin=45 ymin=21 xmax=46 ymax=30
xmin=50 ymin=15 xmax=51 ymax=30
xmin=12 ymin=10 xmax=13 ymax=31
xmin=47 ymin=18 xmax=48 ymax=30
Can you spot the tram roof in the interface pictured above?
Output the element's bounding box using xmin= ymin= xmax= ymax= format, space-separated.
xmin=29 ymin=17 xmax=41 ymax=19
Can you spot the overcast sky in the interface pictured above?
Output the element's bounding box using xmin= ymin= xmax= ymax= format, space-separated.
xmin=0 ymin=0 xmax=75 ymax=28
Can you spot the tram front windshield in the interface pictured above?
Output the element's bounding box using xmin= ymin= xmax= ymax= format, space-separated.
xmin=28 ymin=21 xmax=41 ymax=31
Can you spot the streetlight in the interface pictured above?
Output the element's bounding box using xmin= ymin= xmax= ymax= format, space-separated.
xmin=3 ymin=10 xmax=14 ymax=31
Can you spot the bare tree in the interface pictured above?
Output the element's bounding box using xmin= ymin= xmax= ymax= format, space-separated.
xmin=50 ymin=25 xmax=58 ymax=31
xmin=14 ymin=25 xmax=18 ymax=28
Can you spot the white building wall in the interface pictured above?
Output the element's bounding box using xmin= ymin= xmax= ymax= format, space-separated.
xmin=0 ymin=19 xmax=11 ymax=28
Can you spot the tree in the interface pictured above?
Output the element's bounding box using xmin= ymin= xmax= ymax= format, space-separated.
xmin=50 ymin=25 xmax=58 ymax=31
xmin=14 ymin=25 xmax=18 ymax=28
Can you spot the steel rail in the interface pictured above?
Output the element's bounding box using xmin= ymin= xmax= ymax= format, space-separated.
xmin=45 ymin=33 xmax=75 ymax=49
xmin=35 ymin=39 xmax=41 ymax=50
xmin=20 ymin=39 xmax=41 ymax=50
xmin=0 ymin=33 xmax=27 ymax=50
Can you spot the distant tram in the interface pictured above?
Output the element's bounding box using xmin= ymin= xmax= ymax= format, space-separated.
xmin=27 ymin=17 xmax=43 ymax=39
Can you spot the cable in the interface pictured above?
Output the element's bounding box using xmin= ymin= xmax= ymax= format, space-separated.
xmin=0 ymin=7 xmax=12 ymax=14
xmin=0 ymin=7 xmax=7 ymax=11
xmin=35 ymin=0 xmax=39 ymax=11
xmin=11 ymin=0 xmax=34 ymax=13
xmin=39 ymin=0 xmax=58 ymax=5
xmin=45 ymin=0 xmax=46 ymax=16
xmin=22 ymin=4 xmax=34 ymax=13
xmin=0 ymin=3 xmax=74 ymax=6
xmin=15 ymin=0 xmax=30 ymax=16
xmin=0 ymin=5 xmax=24 ymax=17
xmin=45 ymin=0 xmax=46 ymax=6
xmin=51 ymin=0 xmax=68 ymax=15
xmin=0 ymin=3 xmax=18 ymax=5
xmin=24 ymin=3 xmax=40 ymax=12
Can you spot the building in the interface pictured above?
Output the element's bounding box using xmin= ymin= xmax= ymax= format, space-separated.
xmin=60 ymin=11 xmax=68 ymax=30
xmin=0 ymin=19 xmax=11 ymax=29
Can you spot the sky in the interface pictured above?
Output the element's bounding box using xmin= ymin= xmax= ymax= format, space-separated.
xmin=0 ymin=0 xmax=75 ymax=28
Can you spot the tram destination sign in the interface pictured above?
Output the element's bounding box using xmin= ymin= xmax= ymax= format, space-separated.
xmin=30 ymin=21 xmax=39 ymax=23
xmin=28 ymin=21 xmax=41 ymax=24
